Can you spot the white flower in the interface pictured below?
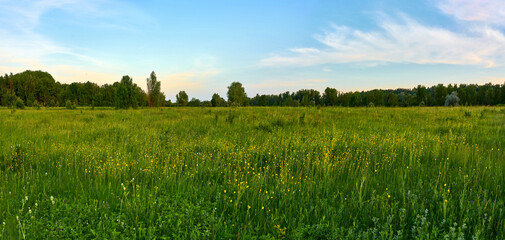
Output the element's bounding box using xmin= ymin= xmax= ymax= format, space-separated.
xmin=25 ymin=196 xmax=28 ymax=201
xmin=50 ymin=196 xmax=55 ymax=205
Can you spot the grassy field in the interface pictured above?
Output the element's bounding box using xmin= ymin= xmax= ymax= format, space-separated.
xmin=0 ymin=107 xmax=504 ymax=239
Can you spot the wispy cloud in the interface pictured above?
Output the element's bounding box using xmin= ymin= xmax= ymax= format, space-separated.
xmin=0 ymin=0 xmax=152 ymax=83
xmin=261 ymin=13 xmax=505 ymax=68
xmin=438 ymin=0 xmax=505 ymax=25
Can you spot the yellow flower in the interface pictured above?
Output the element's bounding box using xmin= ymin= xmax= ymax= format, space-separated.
xmin=261 ymin=206 xmax=264 ymax=210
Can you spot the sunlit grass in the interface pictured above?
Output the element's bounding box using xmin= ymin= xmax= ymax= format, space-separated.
xmin=0 ymin=107 xmax=504 ymax=238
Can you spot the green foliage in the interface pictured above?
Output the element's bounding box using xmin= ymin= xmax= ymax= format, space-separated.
xmin=1 ymin=91 xmax=17 ymax=106
xmin=2 ymin=70 xmax=505 ymax=108
xmin=176 ymin=91 xmax=188 ymax=106
xmin=227 ymin=82 xmax=247 ymax=106
xmin=323 ymin=87 xmax=339 ymax=106
xmin=15 ymin=97 xmax=25 ymax=109
xmin=188 ymin=98 xmax=201 ymax=107
xmin=445 ymin=91 xmax=460 ymax=106
xmin=146 ymin=71 xmax=165 ymax=107
xmin=65 ymin=100 xmax=75 ymax=110
xmin=211 ymin=93 xmax=224 ymax=107
xmin=33 ymin=100 xmax=41 ymax=110
xmin=115 ymin=75 xmax=143 ymax=109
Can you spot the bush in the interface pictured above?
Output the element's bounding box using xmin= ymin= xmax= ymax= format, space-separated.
xmin=33 ymin=100 xmax=41 ymax=110
xmin=15 ymin=97 xmax=25 ymax=109
xmin=65 ymin=100 xmax=76 ymax=110
xmin=445 ymin=91 xmax=460 ymax=106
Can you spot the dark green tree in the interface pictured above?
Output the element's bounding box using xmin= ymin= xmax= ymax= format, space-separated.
xmin=415 ymin=85 xmax=427 ymax=105
xmin=387 ymin=91 xmax=399 ymax=106
xmin=115 ymin=75 xmax=138 ymax=109
xmin=147 ymin=71 xmax=164 ymax=107
xmin=176 ymin=91 xmax=188 ymax=106
xmin=188 ymin=98 xmax=201 ymax=107
xmin=211 ymin=93 xmax=223 ymax=107
xmin=434 ymin=84 xmax=448 ymax=106
xmin=323 ymin=87 xmax=339 ymax=106
xmin=227 ymin=82 xmax=247 ymax=106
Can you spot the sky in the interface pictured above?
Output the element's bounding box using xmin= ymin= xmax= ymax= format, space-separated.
xmin=1 ymin=0 xmax=505 ymax=101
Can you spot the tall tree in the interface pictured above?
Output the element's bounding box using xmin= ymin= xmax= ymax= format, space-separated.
xmin=115 ymin=75 xmax=138 ymax=109
xmin=146 ymin=71 xmax=164 ymax=107
xmin=176 ymin=91 xmax=188 ymax=106
xmin=211 ymin=93 xmax=223 ymax=107
xmin=227 ymin=82 xmax=247 ymax=106
xmin=415 ymin=85 xmax=427 ymax=105
xmin=434 ymin=84 xmax=448 ymax=106
xmin=323 ymin=87 xmax=339 ymax=106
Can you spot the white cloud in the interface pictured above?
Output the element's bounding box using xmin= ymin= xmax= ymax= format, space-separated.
xmin=261 ymin=14 xmax=505 ymax=68
xmin=438 ymin=0 xmax=505 ymax=25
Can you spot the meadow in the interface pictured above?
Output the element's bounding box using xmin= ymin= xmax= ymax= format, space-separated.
xmin=0 ymin=106 xmax=504 ymax=239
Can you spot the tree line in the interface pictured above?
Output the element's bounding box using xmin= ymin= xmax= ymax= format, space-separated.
xmin=1 ymin=70 xmax=505 ymax=108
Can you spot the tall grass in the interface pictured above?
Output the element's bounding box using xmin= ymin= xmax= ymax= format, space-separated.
xmin=0 ymin=107 xmax=504 ymax=239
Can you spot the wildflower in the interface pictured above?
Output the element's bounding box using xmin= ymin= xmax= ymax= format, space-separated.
xmin=248 ymin=205 xmax=251 ymax=209
xmin=261 ymin=206 xmax=264 ymax=210
xmin=50 ymin=196 xmax=55 ymax=205
xmin=25 ymin=196 xmax=28 ymax=201
xmin=224 ymin=190 xmax=226 ymax=193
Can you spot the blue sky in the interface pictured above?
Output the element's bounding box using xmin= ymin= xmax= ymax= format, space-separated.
xmin=1 ymin=0 xmax=505 ymax=100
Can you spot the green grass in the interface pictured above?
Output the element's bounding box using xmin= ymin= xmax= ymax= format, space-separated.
xmin=0 ymin=107 xmax=504 ymax=239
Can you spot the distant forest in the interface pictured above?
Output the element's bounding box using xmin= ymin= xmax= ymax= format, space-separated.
xmin=1 ymin=70 xmax=505 ymax=108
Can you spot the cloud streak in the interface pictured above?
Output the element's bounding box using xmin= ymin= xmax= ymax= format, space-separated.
xmin=0 ymin=0 xmax=151 ymax=83
xmin=437 ymin=0 xmax=505 ymax=25
xmin=261 ymin=13 xmax=505 ymax=68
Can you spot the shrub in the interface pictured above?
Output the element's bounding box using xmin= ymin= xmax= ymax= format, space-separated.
xmin=33 ymin=100 xmax=41 ymax=110
xmin=65 ymin=100 xmax=76 ymax=110
xmin=445 ymin=91 xmax=460 ymax=106
xmin=15 ymin=97 xmax=25 ymax=109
